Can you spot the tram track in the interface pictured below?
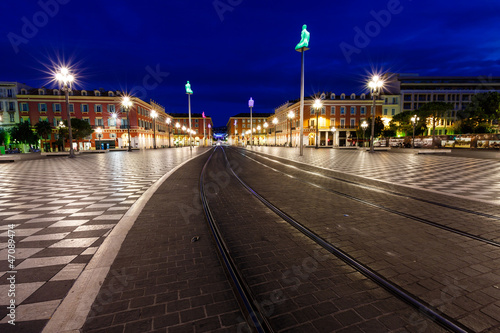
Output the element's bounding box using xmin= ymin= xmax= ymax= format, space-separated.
xmin=200 ymin=146 xmax=470 ymax=332
xmin=233 ymin=148 xmax=500 ymax=249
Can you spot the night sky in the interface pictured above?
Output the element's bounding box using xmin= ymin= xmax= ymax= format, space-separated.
xmin=1 ymin=0 xmax=499 ymax=126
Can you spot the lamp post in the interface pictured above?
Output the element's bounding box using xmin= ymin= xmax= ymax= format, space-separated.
xmin=182 ymin=125 xmax=187 ymax=146
xmin=175 ymin=122 xmax=180 ymax=147
xmin=185 ymin=81 xmax=193 ymax=151
xmin=272 ymin=118 xmax=278 ymax=146
xmin=249 ymin=98 xmax=254 ymax=146
xmin=166 ymin=118 xmax=171 ymax=148
xmin=288 ymin=111 xmax=295 ymax=147
xmin=121 ymin=96 xmax=133 ymax=152
xmin=331 ymin=126 xmax=337 ymax=147
xmin=55 ymin=67 xmax=75 ymax=158
xmin=368 ymin=75 xmax=384 ymax=153
xmin=95 ymin=127 xmax=102 ymax=150
xmin=203 ymin=112 xmax=206 ymax=147
xmin=263 ymin=122 xmax=268 ymax=146
xmin=151 ymin=110 xmax=157 ymax=149
xmin=313 ymin=99 xmax=322 ymax=149
xmin=361 ymin=121 xmax=368 ymax=148
xmin=257 ymin=125 xmax=261 ymax=146
xmin=112 ymin=113 xmax=118 ymax=148
xmin=411 ymin=115 xmax=420 ymax=149
xmin=296 ymin=24 xmax=310 ymax=156
xmin=208 ymin=124 xmax=212 ymax=146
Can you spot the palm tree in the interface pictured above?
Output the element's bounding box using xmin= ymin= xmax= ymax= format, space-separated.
xmin=35 ymin=120 xmax=53 ymax=152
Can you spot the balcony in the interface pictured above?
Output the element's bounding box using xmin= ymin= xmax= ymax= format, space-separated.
xmin=120 ymin=125 xmax=129 ymax=129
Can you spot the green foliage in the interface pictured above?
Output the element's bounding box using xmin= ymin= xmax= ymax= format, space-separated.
xmin=35 ymin=121 xmax=53 ymax=140
xmin=463 ymin=92 xmax=500 ymax=123
xmin=0 ymin=128 xmax=8 ymax=146
xmin=70 ymin=118 xmax=94 ymax=141
xmin=9 ymin=121 xmax=39 ymax=146
xmin=365 ymin=117 xmax=385 ymax=138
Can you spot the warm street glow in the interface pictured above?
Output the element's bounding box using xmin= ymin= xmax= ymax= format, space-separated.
xmin=122 ymin=96 xmax=133 ymax=108
xmin=288 ymin=111 xmax=295 ymax=119
xmin=272 ymin=118 xmax=278 ymax=125
xmin=313 ymin=99 xmax=322 ymax=110
xmin=55 ymin=67 xmax=75 ymax=86
xmin=151 ymin=110 xmax=158 ymax=118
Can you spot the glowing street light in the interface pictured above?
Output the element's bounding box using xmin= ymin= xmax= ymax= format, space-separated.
xmin=95 ymin=127 xmax=102 ymax=150
xmin=121 ymin=96 xmax=133 ymax=152
xmin=361 ymin=121 xmax=368 ymax=148
xmin=331 ymin=126 xmax=337 ymax=147
xmin=185 ymin=81 xmax=193 ymax=151
xmin=263 ymin=122 xmax=268 ymax=146
xmin=55 ymin=66 xmax=75 ymax=157
xmin=313 ymin=99 xmax=322 ymax=149
xmin=151 ymin=110 xmax=158 ymax=149
xmin=288 ymin=111 xmax=295 ymax=147
xmin=411 ymin=115 xmax=420 ymax=149
xmin=166 ymin=118 xmax=171 ymax=148
xmin=208 ymin=123 xmax=212 ymax=146
xmin=249 ymin=98 xmax=254 ymax=146
xmin=272 ymin=118 xmax=278 ymax=145
xmin=368 ymin=75 xmax=384 ymax=153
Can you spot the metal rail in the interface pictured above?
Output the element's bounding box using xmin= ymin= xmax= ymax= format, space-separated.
xmin=222 ymin=147 xmax=471 ymax=333
xmin=235 ymin=148 xmax=500 ymax=249
xmin=199 ymin=147 xmax=273 ymax=333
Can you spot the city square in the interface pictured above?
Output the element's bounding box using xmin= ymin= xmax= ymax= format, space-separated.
xmin=1 ymin=1 xmax=500 ymax=332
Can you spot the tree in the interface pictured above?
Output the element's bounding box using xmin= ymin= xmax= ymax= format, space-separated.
xmin=9 ymin=121 xmax=39 ymax=148
xmin=365 ymin=116 xmax=385 ymax=143
xmin=34 ymin=120 xmax=53 ymax=152
xmin=459 ymin=92 xmax=500 ymax=133
xmin=70 ymin=118 xmax=93 ymax=151
xmin=391 ymin=111 xmax=427 ymax=137
xmin=0 ymin=128 xmax=8 ymax=146
xmin=418 ymin=102 xmax=454 ymax=147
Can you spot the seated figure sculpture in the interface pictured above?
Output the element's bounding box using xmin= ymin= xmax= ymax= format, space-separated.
xmin=185 ymin=81 xmax=193 ymax=94
xmin=295 ymin=24 xmax=310 ymax=50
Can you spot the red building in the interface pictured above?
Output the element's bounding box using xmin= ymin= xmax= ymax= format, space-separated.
xmin=17 ymin=88 xmax=173 ymax=151
xmin=169 ymin=113 xmax=214 ymax=146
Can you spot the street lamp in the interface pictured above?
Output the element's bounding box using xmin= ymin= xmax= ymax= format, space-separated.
xmin=208 ymin=124 xmax=212 ymax=146
xmin=263 ymin=122 xmax=268 ymax=146
xmin=112 ymin=113 xmax=118 ymax=148
xmin=313 ymin=99 xmax=322 ymax=149
xmin=288 ymin=111 xmax=295 ymax=147
xmin=166 ymin=118 xmax=171 ymax=148
xmin=185 ymin=81 xmax=193 ymax=151
xmin=95 ymin=127 xmax=102 ymax=150
xmin=331 ymin=126 xmax=337 ymax=147
xmin=411 ymin=115 xmax=420 ymax=149
xmin=249 ymin=97 xmax=254 ymax=146
xmin=121 ymin=96 xmax=133 ymax=152
xmin=368 ymin=75 xmax=384 ymax=153
xmin=175 ymin=122 xmax=180 ymax=147
xmin=151 ymin=110 xmax=158 ymax=149
xmin=361 ymin=121 xmax=368 ymax=148
xmin=272 ymin=118 xmax=278 ymax=146
xmin=257 ymin=125 xmax=261 ymax=145
xmin=296 ymin=24 xmax=310 ymax=156
xmin=55 ymin=67 xmax=75 ymax=158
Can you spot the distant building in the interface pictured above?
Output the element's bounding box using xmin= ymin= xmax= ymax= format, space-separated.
xmin=226 ymin=112 xmax=273 ymax=146
xmin=169 ymin=113 xmax=213 ymax=146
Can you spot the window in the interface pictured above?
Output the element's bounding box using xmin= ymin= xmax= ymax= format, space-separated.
xmin=321 ymin=107 xmax=326 ymax=115
xmin=9 ymin=113 xmax=15 ymax=122
xmin=320 ymin=93 xmax=326 ymax=100
xmin=82 ymin=104 xmax=89 ymax=113
xmin=350 ymin=93 xmax=356 ymax=100
xmin=350 ymin=119 xmax=355 ymax=128
xmin=392 ymin=97 xmax=397 ymax=104
xmin=53 ymin=89 xmax=60 ymax=95
xmin=53 ymin=103 xmax=62 ymax=112
xmin=83 ymin=118 xmax=90 ymax=124
xmin=331 ymin=106 xmax=335 ymax=115
xmin=109 ymin=91 xmax=114 ymax=97
xmin=242 ymin=124 xmax=246 ymax=128
xmin=69 ymin=104 xmax=74 ymax=113
xmin=195 ymin=123 xmax=199 ymax=127
xmin=39 ymin=89 xmax=45 ymax=95
xmin=21 ymin=103 xmax=28 ymax=112
xmin=39 ymin=103 xmax=47 ymax=112
xmin=340 ymin=94 xmax=345 ymax=100
xmin=330 ymin=118 xmax=335 ymax=127
xmin=8 ymin=102 xmax=15 ymax=111
xmin=95 ymin=105 xmax=102 ymax=113
xmin=195 ymin=119 xmax=199 ymax=123
xmin=108 ymin=105 xmax=115 ymax=113
xmin=340 ymin=118 xmax=345 ymax=128
xmin=0 ymin=102 xmax=3 ymax=111
xmin=404 ymin=94 xmax=412 ymax=101
xmin=95 ymin=91 xmax=101 ymax=96
xmin=340 ymin=107 xmax=345 ymax=115
xmin=108 ymin=117 xmax=116 ymax=127
xmin=330 ymin=93 xmax=336 ymax=100
xmin=20 ymin=89 xmax=27 ymax=95
xmin=391 ymin=109 xmax=395 ymax=116
xmin=350 ymin=106 xmax=356 ymax=115
xmin=96 ymin=118 xmax=104 ymax=126
xmin=310 ymin=106 xmax=315 ymax=115
xmin=7 ymin=89 xmax=13 ymax=98
xmin=361 ymin=94 xmax=366 ymax=100
xmin=54 ymin=118 xmax=61 ymax=127
xmin=82 ymin=90 xmax=87 ymax=96
xmin=361 ymin=106 xmax=366 ymax=115
xmin=383 ymin=108 xmax=388 ymax=115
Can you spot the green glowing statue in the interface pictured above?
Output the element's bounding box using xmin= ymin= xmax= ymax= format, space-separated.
xmin=295 ymin=24 xmax=310 ymax=50
xmin=185 ymin=81 xmax=193 ymax=94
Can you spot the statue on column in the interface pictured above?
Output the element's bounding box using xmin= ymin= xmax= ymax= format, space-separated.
xmin=295 ymin=24 xmax=310 ymax=50
xmin=185 ymin=81 xmax=193 ymax=94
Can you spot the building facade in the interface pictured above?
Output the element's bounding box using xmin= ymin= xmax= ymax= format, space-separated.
xmin=270 ymin=93 xmax=383 ymax=147
xmin=16 ymin=88 xmax=173 ymax=151
xmin=226 ymin=113 xmax=273 ymax=146
xmin=0 ymin=82 xmax=31 ymax=131
xmin=170 ymin=113 xmax=213 ymax=147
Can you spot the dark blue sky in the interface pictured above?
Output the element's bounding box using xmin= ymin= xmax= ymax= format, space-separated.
xmin=1 ymin=0 xmax=499 ymax=126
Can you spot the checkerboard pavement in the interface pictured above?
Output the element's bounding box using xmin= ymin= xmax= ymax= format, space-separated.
xmin=249 ymin=147 xmax=500 ymax=204
xmin=0 ymin=148 xmax=209 ymax=331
